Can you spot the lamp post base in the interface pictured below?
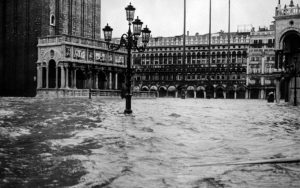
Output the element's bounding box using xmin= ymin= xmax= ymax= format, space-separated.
xmin=124 ymin=109 xmax=133 ymax=114
xmin=124 ymin=94 xmax=133 ymax=114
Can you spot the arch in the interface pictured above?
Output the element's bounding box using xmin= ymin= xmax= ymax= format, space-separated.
xmin=76 ymin=69 xmax=85 ymax=89
xmin=279 ymin=28 xmax=300 ymax=49
xmin=48 ymin=60 xmax=56 ymax=88
xmin=186 ymin=86 xmax=195 ymax=98
xmin=187 ymin=86 xmax=194 ymax=90
xmin=236 ymin=86 xmax=246 ymax=99
xmin=159 ymin=86 xmax=167 ymax=97
xmin=226 ymin=86 xmax=235 ymax=99
xmin=205 ymin=85 xmax=214 ymax=99
xmin=98 ymin=71 xmax=107 ymax=89
xmin=118 ymin=73 xmax=125 ymax=90
xmin=150 ymin=85 xmax=158 ymax=91
xmin=216 ymin=87 xmax=224 ymax=99
xmin=141 ymin=85 xmax=149 ymax=91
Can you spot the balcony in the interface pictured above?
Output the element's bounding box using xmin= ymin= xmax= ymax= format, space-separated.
xmin=276 ymin=6 xmax=300 ymax=18
xmin=37 ymin=35 xmax=126 ymax=68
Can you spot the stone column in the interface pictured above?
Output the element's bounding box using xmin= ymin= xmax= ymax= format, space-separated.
xmin=223 ymin=91 xmax=227 ymax=99
xmin=214 ymin=90 xmax=216 ymax=99
xmin=115 ymin=73 xmax=118 ymax=90
xmin=276 ymin=79 xmax=281 ymax=103
xmin=60 ymin=66 xmax=65 ymax=88
xmin=245 ymin=89 xmax=249 ymax=99
xmin=37 ymin=66 xmax=42 ymax=89
xmin=46 ymin=66 xmax=49 ymax=89
xmin=73 ymin=69 xmax=77 ymax=89
xmin=260 ymin=89 xmax=265 ymax=99
xmin=204 ymin=91 xmax=207 ymax=99
xmin=66 ymin=66 xmax=69 ymax=88
xmin=55 ymin=67 xmax=58 ymax=89
xmin=95 ymin=72 xmax=99 ymax=89
xmin=234 ymin=91 xmax=237 ymax=99
xmin=109 ymin=72 xmax=112 ymax=90
xmin=194 ymin=90 xmax=197 ymax=98
xmin=175 ymin=91 xmax=178 ymax=98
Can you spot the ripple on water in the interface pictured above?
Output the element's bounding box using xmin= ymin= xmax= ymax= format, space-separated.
xmin=1 ymin=98 xmax=300 ymax=188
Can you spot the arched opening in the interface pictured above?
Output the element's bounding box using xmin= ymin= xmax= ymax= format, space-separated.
xmin=168 ymin=86 xmax=176 ymax=97
xmin=280 ymin=31 xmax=300 ymax=102
xmin=48 ymin=60 xmax=56 ymax=88
xmin=196 ymin=87 xmax=205 ymax=98
xmin=186 ymin=86 xmax=194 ymax=98
xmin=118 ymin=73 xmax=125 ymax=90
xmin=216 ymin=87 xmax=224 ymax=99
xmin=205 ymin=85 xmax=214 ymax=99
xmin=76 ymin=69 xmax=85 ymax=89
xmin=237 ymin=88 xmax=246 ymax=99
xmin=42 ymin=67 xmax=47 ymax=88
xmin=141 ymin=86 xmax=149 ymax=92
xmin=98 ymin=71 xmax=107 ymax=89
xmin=159 ymin=87 xmax=167 ymax=97
xmin=150 ymin=86 xmax=158 ymax=92
xmin=227 ymin=88 xmax=235 ymax=99
xmin=250 ymin=89 xmax=260 ymax=99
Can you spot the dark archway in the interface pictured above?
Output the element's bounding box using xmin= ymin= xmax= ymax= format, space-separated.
xmin=98 ymin=71 xmax=107 ymax=89
xmin=250 ymin=89 xmax=259 ymax=99
xmin=237 ymin=88 xmax=246 ymax=99
xmin=216 ymin=88 xmax=224 ymax=99
xmin=205 ymin=85 xmax=214 ymax=99
xmin=118 ymin=73 xmax=125 ymax=90
xmin=48 ymin=60 xmax=56 ymax=88
xmin=42 ymin=67 xmax=47 ymax=88
xmin=159 ymin=87 xmax=167 ymax=97
xmin=281 ymin=31 xmax=300 ymax=102
xmin=187 ymin=90 xmax=194 ymax=98
xmin=196 ymin=90 xmax=204 ymax=98
xmin=227 ymin=89 xmax=235 ymax=99
xmin=76 ymin=69 xmax=85 ymax=89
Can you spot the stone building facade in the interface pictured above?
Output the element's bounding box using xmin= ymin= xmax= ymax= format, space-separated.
xmin=274 ymin=0 xmax=300 ymax=104
xmin=1 ymin=0 xmax=125 ymax=97
xmin=247 ymin=27 xmax=276 ymax=99
xmin=132 ymin=32 xmax=249 ymax=99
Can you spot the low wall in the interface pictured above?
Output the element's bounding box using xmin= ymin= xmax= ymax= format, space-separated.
xmin=36 ymin=89 xmax=157 ymax=99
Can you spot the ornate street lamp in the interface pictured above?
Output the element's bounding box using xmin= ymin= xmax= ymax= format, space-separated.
xmin=103 ymin=3 xmax=151 ymax=114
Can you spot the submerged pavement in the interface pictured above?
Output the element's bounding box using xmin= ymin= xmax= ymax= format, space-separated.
xmin=0 ymin=98 xmax=300 ymax=188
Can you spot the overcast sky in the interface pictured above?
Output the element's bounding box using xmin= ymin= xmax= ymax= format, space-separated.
xmin=102 ymin=0 xmax=285 ymax=38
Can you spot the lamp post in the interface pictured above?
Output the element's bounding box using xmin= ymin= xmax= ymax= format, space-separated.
xmin=103 ymin=3 xmax=151 ymax=114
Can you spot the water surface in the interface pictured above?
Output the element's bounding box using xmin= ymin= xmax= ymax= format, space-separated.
xmin=0 ymin=98 xmax=300 ymax=187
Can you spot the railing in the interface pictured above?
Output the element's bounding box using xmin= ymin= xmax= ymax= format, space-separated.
xmin=36 ymin=89 xmax=157 ymax=98
xmin=133 ymin=91 xmax=157 ymax=98
xmin=38 ymin=35 xmax=126 ymax=52
xmin=276 ymin=6 xmax=300 ymax=17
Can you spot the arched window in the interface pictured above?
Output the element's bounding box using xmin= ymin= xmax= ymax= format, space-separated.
xmin=50 ymin=14 xmax=55 ymax=26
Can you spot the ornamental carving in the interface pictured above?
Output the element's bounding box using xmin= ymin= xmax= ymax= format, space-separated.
xmin=42 ymin=48 xmax=63 ymax=64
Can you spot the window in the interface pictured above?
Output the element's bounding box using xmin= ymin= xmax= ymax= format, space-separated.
xmin=50 ymin=14 xmax=55 ymax=26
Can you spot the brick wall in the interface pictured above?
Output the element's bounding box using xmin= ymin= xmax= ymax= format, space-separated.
xmin=0 ymin=0 xmax=49 ymax=96
xmin=0 ymin=0 xmax=102 ymax=96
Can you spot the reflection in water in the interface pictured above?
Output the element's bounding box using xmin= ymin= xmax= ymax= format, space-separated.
xmin=0 ymin=98 xmax=300 ymax=187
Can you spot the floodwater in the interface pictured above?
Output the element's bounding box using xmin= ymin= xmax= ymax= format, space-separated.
xmin=0 ymin=98 xmax=300 ymax=188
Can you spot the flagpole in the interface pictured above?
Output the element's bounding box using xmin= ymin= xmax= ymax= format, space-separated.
xmin=208 ymin=0 xmax=211 ymax=69
xmin=181 ymin=0 xmax=186 ymax=99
